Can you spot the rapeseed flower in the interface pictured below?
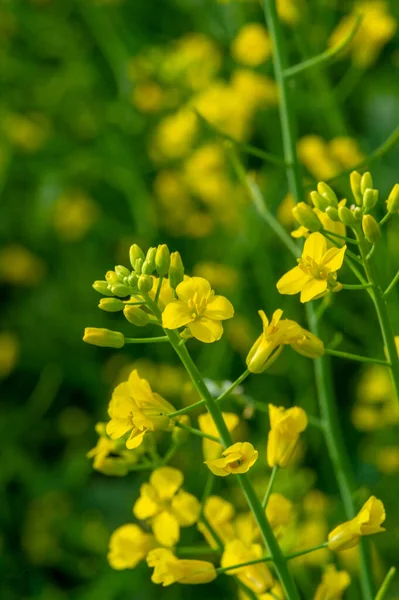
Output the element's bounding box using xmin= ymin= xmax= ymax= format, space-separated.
xmin=133 ymin=467 xmax=200 ymax=546
xmin=108 ymin=524 xmax=156 ymax=570
xmin=162 ymin=276 xmax=234 ymax=343
xmin=205 ymin=442 xmax=258 ymax=476
xmin=221 ymin=539 xmax=274 ymax=593
xmin=106 ymin=370 xmax=176 ymax=449
xmin=147 ymin=548 xmax=217 ymax=586
xmin=231 ymin=23 xmax=271 ymax=66
xmin=197 ymin=495 xmax=235 ymax=547
xmin=83 ymin=328 xmax=125 ymax=348
xmin=314 ymin=564 xmax=351 ymax=600
xmin=328 ymin=496 xmax=386 ymax=551
xmin=198 ymin=411 xmax=239 ymax=461
xmin=266 ymin=493 xmax=293 ymax=536
xmin=267 ymin=405 xmax=308 ymax=468
xmin=277 ymin=232 xmax=346 ymax=303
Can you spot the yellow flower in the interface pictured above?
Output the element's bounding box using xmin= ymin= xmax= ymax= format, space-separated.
xmin=53 ymin=191 xmax=98 ymax=242
xmin=162 ymin=276 xmax=234 ymax=343
xmin=197 ymin=495 xmax=235 ymax=547
xmin=83 ymin=327 xmax=125 ymax=348
xmin=0 ymin=244 xmax=45 ymax=286
xmin=87 ymin=423 xmax=140 ymax=476
xmin=233 ymin=512 xmax=260 ymax=546
xmin=293 ymin=519 xmax=330 ymax=567
xmin=198 ymin=411 xmax=240 ymax=461
xmin=106 ymin=370 xmax=176 ymax=449
xmin=266 ymin=493 xmax=293 ymax=536
xmin=246 ymin=309 xmax=324 ymax=373
xmin=314 ymin=564 xmax=351 ymax=600
xmin=231 ymin=24 xmax=272 ymax=66
xmin=328 ymin=496 xmax=386 ymax=551
xmin=107 ymin=524 xmax=156 ymax=570
xmin=205 ymin=442 xmax=258 ymax=476
xmin=147 ymin=548 xmax=217 ymax=586
xmin=259 ymin=582 xmax=285 ymax=599
xmin=133 ymin=467 xmax=200 ymax=546
xmin=267 ymin=405 xmax=308 ymax=468
xmin=0 ymin=332 xmax=19 ymax=378
xmin=221 ymin=539 xmax=274 ymax=594
xmin=277 ymin=232 xmax=346 ymax=303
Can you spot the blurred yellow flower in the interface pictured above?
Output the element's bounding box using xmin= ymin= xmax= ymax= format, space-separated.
xmin=231 ymin=23 xmax=272 ymax=66
xmin=292 ymin=519 xmax=330 ymax=567
xmin=108 ymin=524 xmax=156 ymax=570
xmin=328 ymin=137 xmax=365 ymax=169
xmin=0 ymin=332 xmax=19 ymax=378
xmin=198 ymin=411 xmax=239 ymax=461
xmin=162 ymin=276 xmax=234 ymax=343
xmin=132 ymin=81 xmax=165 ymax=113
xmin=0 ymin=244 xmax=45 ymax=286
xmin=147 ymin=548 xmax=217 ymax=586
xmin=133 ymin=467 xmax=200 ymax=546
xmin=221 ymin=539 xmax=274 ymax=593
xmin=3 ymin=112 xmax=50 ymax=152
xmin=87 ymin=423 xmax=141 ymax=476
xmin=151 ymin=108 xmax=198 ymax=160
xmin=298 ymin=136 xmax=341 ymax=181
xmin=328 ymin=496 xmax=386 ymax=551
xmin=205 ymin=441 xmax=258 ymax=476
xmin=277 ymin=232 xmax=346 ymax=303
xmin=267 ymin=404 xmax=308 ymax=468
xmin=193 ymin=261 xmax=238 ymax=291
xmin=53 ymin=191 xmax=99 ymax=241
xmin=266 ymin=493 xmax=293 ymax=535
xmin=197 ymin=495 xmax=235 ymax=546
xmin=376 ymin=446 xmax=399 ymax=474
xmin=314 ymin=564 xmax=351 ymax=600
xmin=231 ymin=69 xmax=278 ymax=109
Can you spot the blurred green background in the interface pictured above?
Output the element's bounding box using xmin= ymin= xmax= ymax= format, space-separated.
xmin=1 ymin=0 xmax=399 ymax=598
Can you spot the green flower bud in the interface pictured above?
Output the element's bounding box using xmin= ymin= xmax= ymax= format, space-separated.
xmin=110 ymin=283 xmax=131 ymax=297
xmin=360 ymin=172 xmax=373 ymax=195
xmin=98 ymin=298 xmax=125 ymax=312
xmin=169 ymin=251 xmax=184 ymax=289
xmin=292 ymin=202 xmax=322 ymax=232
xmin=83 ymin=328 xmax=124 ymax=348
xmin=353 ymin=206 xmax=363 ymax=220
xmin=145 ymin=247 xmax=157 ymax=272
xmin=350 ymin=170 xmax=363 ymax=205
xmin=386 ymin=183 xmax=399 ymax=213
xmin=105 ymin=270 xmax=119 ymax=283
xmin=338 ymin=205 xmax=357 ymax=227
xmin=325 ymin=206 xmax=339 ymax=221
xmin=362 ymin=214 xmax=381 ymax=244
xmin=310 ymin=191 xmax=330 ymax=212
xmin=134 ymin=258 xmax=143 ymax=274
xmin=155 ymin=244 xmax=170 ymax=276
xmin=362 ymin=189 xmax=379 ymax=213
xmin=138 ymin=274 xmax=153 ymax=293
xmin=92 ymin=280 xmax=114 ymax=296
xmin=127 ymin=272 xmax=139 ymax=287
xmin=123 ymin=305 xmax=150 ymax=326
xmin=129 ymin=244 xmax=145 ymax=269
xmin=115 ymin=265 xmax=131 ymax=280
xmin=317 ymin=182 xmax=338 ymax=208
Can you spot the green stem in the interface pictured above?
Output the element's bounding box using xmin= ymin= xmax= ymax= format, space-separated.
xmin=375 ymin=567 xmax=396 ymax=600
xmin=379 ymin=212 xmax=392 ymax=227
xmin=154 ymin=276 xmax=163 ymax=304
xmin=174 ymin=420 xmax=221 ymax=443
xmin=176 ymin=546 xmax=220 ymax=557
xmin=262 ymin=466 xmax=278 ymax=509
xmin=124 ymin=336 xmax=169 ymax=344
xmin=325 ymin=348 xmax=389 ymax=366
xmin=341 ymin=283 xmax=373 ymax=290
xmin=383 ymin=268 xmax=399 ymax=297
xmin=321 ymin=229 xmax=359 ymax=245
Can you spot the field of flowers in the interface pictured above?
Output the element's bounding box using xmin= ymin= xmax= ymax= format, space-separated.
xmin=1 ymin=1 xmax=399 ymax=599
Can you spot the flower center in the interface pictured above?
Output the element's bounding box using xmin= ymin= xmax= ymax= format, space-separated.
xmin=187 ymin=292 xmax=208 ymax=320
xmin=299 ymin=256 xmax=328 ymax=280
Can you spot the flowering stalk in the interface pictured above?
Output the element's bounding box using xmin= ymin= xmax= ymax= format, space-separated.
xmin=261 ymin=1 xmax=374 ymax=598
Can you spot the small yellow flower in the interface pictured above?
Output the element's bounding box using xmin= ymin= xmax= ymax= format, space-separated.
xmin=198 ymin=411 xmax=240 ymax=461
xmin=162 ymin=276 xmax=234 ymax=343
xmin=106 ymin=370 xmax=176 ymax=449
xmin=205 ymin=442 xmax=258 ymax=476
xmin=314 ymin=564 xmax=351 ymax=600
xmin=221 ymin=539 xmax=274 ymax=594
xmin=277 ymin=232 xmax=346 ymax=303
xmin=328 ymin=496 xmax=386 ymax=551
xmin=87 ymin=423 xmax=141 ymax=476
xmin=246 ymin=309 xmax=324 ymax=373
xmin=133 ymin=467 xmax=200 ymax=547
xmin=147 ymin=548 xmax=217 ymax=586
xmin=107 ymin=524 xmax=156 ymax=570
xmin=267 ymin=405 xmax=308 ymax=468
xmin=266 ymin=493 xmax=293 ymax=536
xmin=231 ymin=23 xmax=272 ymax=66
xmin=198 ymin=495 xmax=235 ymax=547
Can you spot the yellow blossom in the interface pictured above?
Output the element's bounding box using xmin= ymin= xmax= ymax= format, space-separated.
xmin=87 ymin=423 xmax=141 ymax=476
xmin=133 ymin=467 xmax=200 ymax=546
xmin=107 ymin=524 xmax=156 ymax=570
xmin=205 ymin=442 xmax=258 ymax=476
xmin=193 ymin=261 xmax=238 ymax=291
xmin=376 ymin=446 xmax=399 ymax=474
xmin=314 ymin=565 xmax=351 ymax=600
xmin=328 ymin=137 xmax=365 ymax=169
xmin=277 ymin=232 xmax=346 ymax=303
xmin=298 ymin=136 xmax=341 ymax=180
xmin=231 ymin=70 xmax=278 ymax=110
xmin=162 ymin=276 xmax=234 ymax=343
xmin=0 ymin=244 xmax=45 ymax=286
xmin=231 ymin=23 xmax=272 ymax=66
xmin=198 ymin=411 xmax=240 ymax=461
xmin=0 ymin=332 xmax=19 ymax=378
xmin=132 ymin=81 xmax=165 ymax=113
xmin=197 ymin=496 xmax=235 ymax=547
xmin=267 ymin=404 xmax=308 ymax=468
xmin=151 ymin=108 xmax=198 ymax=161
xmin=259 ymin=582 xmax=285 ymax=599
xmin=221 ymin=539 xmax=274 ymax=593
xmin=53 ymin=191 xmax=99 ymax=242
xmin=83 ymin=328 xmax=125 ymax=349
xmin=106 ymin=370 xmax=176 ymax=449
xmin=328 ymin=496 xmax=386 ymax=551
xmin=147 ymin=548 xmax=217 ymax=586
xmin=246 ymin=309 xmax=324 ymax=372
xmin=266 ymin=493 xmax=293 ymax=536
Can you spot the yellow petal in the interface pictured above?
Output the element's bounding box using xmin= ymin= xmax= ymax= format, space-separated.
xmin=126 ymin=427 xmax=147 ymax=449
xmin=152 ymin=511 xmax=180 ymax=546
xmin=188 ymin=318 xmax=223 ymax=343
xmin=150 ymin=466 xmax=183 ymax=500
xmin=303 ymin=232 xmax=327 ymax=263
xmin=204 ymin=295 xmax=234 ymax=320
xmin=133 ymin=484 xmax=160 ymax=520
xmin=321 ymin=245 xmax=346 ymax=272
xmin=277 ymin=266 xmax=309 ymax=295
xmin=172 ymin=491 xmax=201 ymax=526
xmin=162 ymin=300 xmax=193 ymax=329
xmin=258 ymin=310 xmax=269 ymax=329
xmin=176 ymin=276 xmax=212 ymax=302
xmin=106 ymin=417 xmax=132 ymax=440
xmin=300 ymin=278 xmax=328 ymax=303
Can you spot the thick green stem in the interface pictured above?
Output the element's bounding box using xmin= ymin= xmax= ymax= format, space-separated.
xmin=324 ymin=348 xmax=390 ymax=366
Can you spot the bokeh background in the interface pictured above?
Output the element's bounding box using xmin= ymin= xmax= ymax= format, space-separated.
xmin=1 ymin=0 xmax=399 ymax=598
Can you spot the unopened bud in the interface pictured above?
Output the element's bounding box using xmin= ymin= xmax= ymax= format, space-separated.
xmin=115 ymin=265 xmax=130 ymax=280
xmin=127 ymin=272 xmax=139 ymax=287
xmin=292 ymin=202 xmax=322 ymax=232
xmin=386 ymin=183 xmax=399 ymax=213
xmin=110 ymin=283 xmax=131 ymax=297
xmin=129 ymin=244 xmax=145 ymax=269
xmin=338 ymin=206 xmax=357 ymax=227
xmin=123 ymin=305 xmax=150 ymax=326
xmin=362 ymin=189 xmax=378 ymax=212
xmin=353 ymin=206 xmax=363 ymax=220
xmin=105 ymin=270 xmax=119 ymax=283
xmin=362 ymin=214 xmax=381 ymax=243
xmin=138 ymin=274 xmax=153 ymax=293
xmin=142 ymin=260 xmax=154 ymax=275
xmin=145 ymin=247 xmax=157 ymax=272
xmin=83 ymin=328 xmax=124 ymax=348
xmin=98 ymin=298 xmax=124 ymax=312
xmin=92 ymin=280 xmax=114 ymax=296
xmin=317 ymin=182 xmax=338 ymax=208
xmin=310 ymin=191 xmax=330 ymax=212
xmin=325 ymin=206 xmax=339 ymax=221
xmin=155 ymin=244 xmax=170 ymax=276
xmin=350 ymin=170 xmax=363 ymax=205
xmin=169 ymin=251 xmax=184 ymax=289
xmin=360 ymin=171 xmax=373 ymax=195
xmin=134 ymin=258 xmax=143 ymax=274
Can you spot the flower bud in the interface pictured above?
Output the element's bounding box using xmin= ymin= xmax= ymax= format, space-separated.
xmin=325 ymin=206 xmax=339 ymax=221
xmin=123 ymin=305 xmax=150 ymax=326
xmin=360 ymin=171 xmax=373 ymax=195
xmin=338 ymin=206 xmax=357 ymax=227
xmin=353 ymin=206 xmax=363 ymax=220
xmin=362 ymin=214 xmax=381 ymax=244
xmin=105 ymin=270 xmax=119 ymax=283
xmin=362 ymin=188 xmax=378 ymax=212
xmin=115 ymin=265 xmax=130 ymax=280
xmin=386 ymin=183 xmax=399 ymax=213
xmin=92 ymin=280 xmax=114 ymax=296
xmin=169 ymin=251 xmax=184 ymax=289
xmin=129 ymin=244 xmax=145 ymax=269
xmin=155 ymin=244 xmax=170 ymax=276
xmin=138 ymin=274 xmax=153 ymax=293
xmin=134 ymin=258 xmax=143 ymax=274
xmin=292 ymin=202 xmax=322 ymax=232
xmin=83 ymin=328 xmax=124 ymax=348
xmin=142 ymin=260 xmax=154 ymax=275
xmin=310 ymin=191 xmax=330 ymax=212
xmin=350 ymin=170 xmax=363 ymax=205
xmin=144 ymin=247 xmax=157 ymax=272
xmin=110 ymin=283 xmax=131 ymax=297
xmin=317 ymin=182 xmax=338 ymax=208
xmin=98 ymin=298 xmax=125 ymax=312
xmin=127 ymin=272 xmax=139 ymax=287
